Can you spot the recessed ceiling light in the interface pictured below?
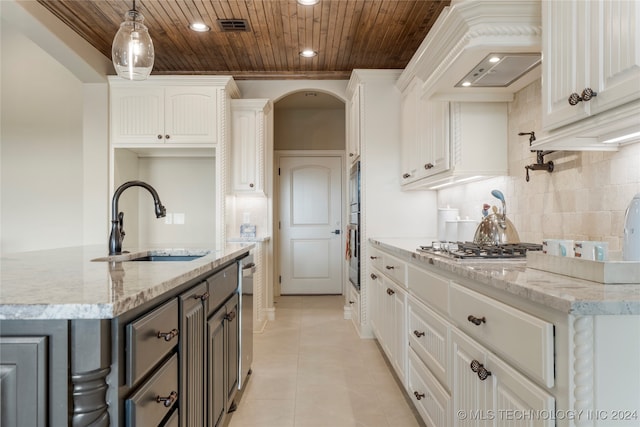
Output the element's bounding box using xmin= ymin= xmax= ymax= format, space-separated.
xmin=489 ymin=56 xmax=501 ymax=63
xmin=461 ymin=81 xmax=472 ymax=87
xmin=297 ymin=0 xmax=320 ymax=5
xmin=189 ymin=22 xmax=211 ymax=32
xmin=300 ymin=49 xmax=317 ymax=58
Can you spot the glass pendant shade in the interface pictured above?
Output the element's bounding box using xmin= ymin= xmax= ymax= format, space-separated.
xmin=112 ymin=9 xmax=154 ymax=80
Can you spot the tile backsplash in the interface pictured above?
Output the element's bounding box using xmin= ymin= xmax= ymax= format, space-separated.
xmin=438 ymin=78 xmax=640 ymax=251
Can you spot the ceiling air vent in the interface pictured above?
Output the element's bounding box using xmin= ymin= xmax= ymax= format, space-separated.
xmin=217 ymin=19 xmax=250 ymax=32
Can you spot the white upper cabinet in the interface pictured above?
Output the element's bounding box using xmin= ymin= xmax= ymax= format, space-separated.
xmin=401 ymin=101 xmax=508 ymax=190
xmin=536 ymin=0 xmax=640 ymax=150
xmin=230 ymin=99 xmax=272 ymax=194
xmin=111 ymin=86 xmax=217 ymax=145
xmin=109 ymin=76 xmax=239 ymax=147
xmin=400 ymin=78 xmax=450 ymax=186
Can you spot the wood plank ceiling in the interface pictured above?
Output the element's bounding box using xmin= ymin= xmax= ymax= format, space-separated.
xmin=36 ymin=0 xmax=450 ymax=80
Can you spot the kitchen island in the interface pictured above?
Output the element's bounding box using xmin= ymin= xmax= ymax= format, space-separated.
xmin=0 ymin=243 xmax=253 ymax=427
xmin=368 ymin=238 xmax=640 ymax=427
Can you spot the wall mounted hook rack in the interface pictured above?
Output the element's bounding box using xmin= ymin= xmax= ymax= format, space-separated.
xmin=519 ymin=131 xmax=555 ymax=182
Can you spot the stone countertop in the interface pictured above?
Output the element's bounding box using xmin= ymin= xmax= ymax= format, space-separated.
xmin=0 ymin=244 xmax=254 ymax=320
xmin=370 ymin=238 xmax=640 ymax=315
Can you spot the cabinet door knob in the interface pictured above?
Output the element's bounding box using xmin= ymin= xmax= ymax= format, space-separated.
xmin=568 ymin=88 xmax=598 ymax=105
xmin=413 ymin=330 xmax=425 ymax=338
xmin=470 ymin=360 xmax=492 ymax=381
xmin=385 ymin=265 xmax=395 ymax=270
xmin=165 ymin=134 xmax=170 ymax=140
xmin=386 ymin=288 xmax=395 ymax=296
xmin=249 ymin=183 xmax=254 ymax=188
xmin=424 ymin=163 xmax=434 ymax=169
xmin=157 ymin=328 xmax=179 ymax=342
xmin=349 ymin=152 xmax=354 ymax=157
xmin=402 ymin=173 xmax=411 ymax=179
xmin=349 ymin=300 xmax=355 ymax=305
xmin=156 ymin=391 xmax=178 ymax=407
xmin=225 ymin=310 xmax=236 ymax=321
xmin=157 ymin=134 xmax=163 ymax=140
xmin=413 ymin=391 xmax=425 ymax=400
xmin=194 ymin=291 xmax=209 ymax=301
xmin=370 ymin=273 xmax=378 ymax=280
xmin=467 ymin=315 xmax=486 ymax=326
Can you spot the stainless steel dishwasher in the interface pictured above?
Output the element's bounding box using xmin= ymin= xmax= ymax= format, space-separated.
xmin=239 ymin=255 xmax=255 ymax=390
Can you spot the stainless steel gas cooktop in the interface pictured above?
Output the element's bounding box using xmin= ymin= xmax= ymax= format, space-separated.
xmin=418 ymin=242 xmax=543 ymax=260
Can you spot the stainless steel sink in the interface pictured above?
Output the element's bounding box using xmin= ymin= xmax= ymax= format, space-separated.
xmin=129 ymin=255 xmax=204 ymax=262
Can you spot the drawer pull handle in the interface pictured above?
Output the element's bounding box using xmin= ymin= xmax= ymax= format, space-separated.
xmin=370 ymin=256 xmax=379 ymax=260
xmin=467 ymin=315 xmax=486 ymax=326
xmin=194 ymin=291 xmax=209 ymax=301
xmin=424 ymin=163 xmax=434 ymax=169
xmin=568 ymin=87 xmax=598 ymax=105
xmin=156 ymin=391 xmax=178 ymax=407
xmin=370 ymin=273 xmax=378 ymax=280
xmin=402 ymin=173 xmax=412 ymax=179
xmin=413 ymin=391 xmax=425 ymax=400
xmin=349 ymin=300 xmax=355 ymax=305
xmin=413 ymin=330 xmax=425 ymax=338
xmin=470 ymin=360 xmax=492 ymax=381
xmin=225 ymin=311 xmax=236 ymax=321
xmin=386 ymin=288 xmax=395 ymax=296
xmin=157 ymin=328 xmax=179 ymax=342
xmin=385 ymin=265 xmax=395 ymax=270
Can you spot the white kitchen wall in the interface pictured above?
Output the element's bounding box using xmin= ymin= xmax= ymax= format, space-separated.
xmin=1 ymin=24 xmax=82 ymax=253
xmin=1 ymin=2 xmax=109 ymax=254
xmin=438 ymin=79 xmax=640 ymax=251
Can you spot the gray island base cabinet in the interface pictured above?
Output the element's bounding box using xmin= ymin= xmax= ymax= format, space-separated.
xmin=0 ymin=244 xmax=252 ymax=427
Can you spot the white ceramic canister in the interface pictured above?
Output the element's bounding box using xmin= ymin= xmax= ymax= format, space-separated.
xmin=438 ymin=207 xmax=459 ymax=241
xmin=445 ymin=220 xmax=459 ymax=242
xmin=457 ymin=218 xmax=479 ymax=243
xmin=623 ymin=193 xmax=640 ymax=261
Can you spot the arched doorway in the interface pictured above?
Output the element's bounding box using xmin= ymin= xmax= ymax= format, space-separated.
xmin=273 ymin=91 xmax=346 ymax=295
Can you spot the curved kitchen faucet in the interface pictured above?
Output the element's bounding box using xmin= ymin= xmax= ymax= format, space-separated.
xmin=109 ymin=181 xmax=166 ymax=255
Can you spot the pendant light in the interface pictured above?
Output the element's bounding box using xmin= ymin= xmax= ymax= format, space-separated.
xmin=111 ymin=0 xmax=154 ymax=80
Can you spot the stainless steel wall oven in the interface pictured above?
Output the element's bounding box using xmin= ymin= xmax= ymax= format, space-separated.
xmin=348 ymin=161 xmax=360 ymax=290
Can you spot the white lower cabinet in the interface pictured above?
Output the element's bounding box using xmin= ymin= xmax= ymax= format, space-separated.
xmin=369 ymin=267 xmax=407 ymax=385
xmin=451 ymin=328 xmax=555 ymax=427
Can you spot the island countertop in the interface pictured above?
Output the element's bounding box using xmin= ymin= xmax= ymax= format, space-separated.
xmin=0 ymin=244 xmax=253 ymax=320
xmin=371 ymin=238 xmax=640 ymax=315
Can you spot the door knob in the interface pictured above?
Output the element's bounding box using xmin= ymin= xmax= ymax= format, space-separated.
xmin=331 ymin=229 xmax=341 ymax=235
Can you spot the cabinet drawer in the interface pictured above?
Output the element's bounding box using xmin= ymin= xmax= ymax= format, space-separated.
xmin=408 ymin=264 xmax=449 ymax=316
xmin=368 ymin=247 xmax=384 ymax=271
xmin=450 ymin=283 xmax=554 ymax=387
xmin=126 ymin=298 xmax=179 ymax=387
xmin=206 ymin=263 xmax=238 ymax=316
xmin=408 ymin=349 xmax=450 ymax=427
xmin=408 ymin=297 xmax=450 ymax=390
xmin=381 ymin=252 xmax=407 ymax=288
xmin=126 ymin=353 xmax=179 ymax=426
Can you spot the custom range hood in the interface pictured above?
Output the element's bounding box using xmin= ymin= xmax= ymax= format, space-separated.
xmin=401 ymin=0 xmax=541 ymax=102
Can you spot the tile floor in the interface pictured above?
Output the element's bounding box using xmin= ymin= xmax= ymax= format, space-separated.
xmin=227 ymin=295 xmax=424 ymax=427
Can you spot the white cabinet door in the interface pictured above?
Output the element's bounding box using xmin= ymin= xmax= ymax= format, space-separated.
xmin=164 ymin=87 xmax=217 ymax=144
xmin=111 ymin=87 xmax=164 ymax=144
xmin=347 ymin=85 xmax=361 ymax=163
xmin=400 ymin=78 xmax=421 ymax=184
xmin=452 ymin=328 xmax=490 ymax=427
xmin=421 ymin=99 xmax=450 ymax=178
xmin=452 ymin=329 xmax=555 ymax=427
xmin=231 ymin=101 xmax=269 ymax=194
xmin=542 ymin=0 xmax=640 ymax=130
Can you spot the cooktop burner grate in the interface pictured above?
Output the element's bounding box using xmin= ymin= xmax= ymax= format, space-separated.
xmin=418 ymin=242 xmax=543 ymax=259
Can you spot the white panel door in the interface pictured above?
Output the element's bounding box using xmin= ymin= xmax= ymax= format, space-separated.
xmin=279 ymin=156 xmax=342 ymax=294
